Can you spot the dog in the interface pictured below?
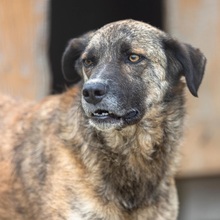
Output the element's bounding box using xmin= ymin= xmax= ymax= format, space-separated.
xmin=0 ymin=19 xmax=206 ymax=220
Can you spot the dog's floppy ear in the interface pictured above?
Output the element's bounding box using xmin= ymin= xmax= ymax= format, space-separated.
xmin=164 ymin=38 xmax=206 ymax=97
xmin=62 ymin=31 xmax=94 ymax=82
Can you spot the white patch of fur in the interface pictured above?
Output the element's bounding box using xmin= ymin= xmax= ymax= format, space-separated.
xmin=68 ymin=212 xmax=83 ymax=220
xmin=82 ymin=68 xmax=88 ymax=81
xmin=89 ymin=118 xmax=123 ymax=131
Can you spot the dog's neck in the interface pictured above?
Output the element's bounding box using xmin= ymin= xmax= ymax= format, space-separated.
xmin=60 ymin=87 xmax=185 ymax=211
xmin=82 ymin=102 xmax=183 ymax=211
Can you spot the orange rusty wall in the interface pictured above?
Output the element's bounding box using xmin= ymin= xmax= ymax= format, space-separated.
xmin=0 ymin=0 xmax=51 ymax=100
xmin=165 ymin=0 xmax=220 ymax=177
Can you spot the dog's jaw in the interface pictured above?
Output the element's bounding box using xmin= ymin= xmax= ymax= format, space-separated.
xmin=89 ymin=117 xmax=124 ymax=131
xmin=87 ymin=109 xmax=141 ymax=131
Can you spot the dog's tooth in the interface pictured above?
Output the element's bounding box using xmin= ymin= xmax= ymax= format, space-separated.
xmin=93 ymin=111 xmax=110 ymax=117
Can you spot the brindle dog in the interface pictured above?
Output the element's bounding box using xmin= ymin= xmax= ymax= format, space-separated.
xmin=0 ymin=20 xmax=206 ymax=220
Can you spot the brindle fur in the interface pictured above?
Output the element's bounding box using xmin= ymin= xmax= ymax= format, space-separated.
xmin=0 ymin=20 xmax=206 ymax=220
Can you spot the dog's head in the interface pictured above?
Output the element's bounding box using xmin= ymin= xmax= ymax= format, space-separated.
xmin=62 ymin=20 xmax=206 ymax=131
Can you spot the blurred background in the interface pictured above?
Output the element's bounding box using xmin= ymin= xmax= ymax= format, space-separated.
xmin=0 ymin=0 xmax=219 ymax=219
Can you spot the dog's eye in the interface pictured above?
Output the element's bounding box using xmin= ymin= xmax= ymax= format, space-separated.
xmin=128 ymin=54 xmax=141 ymax=63
xmin=83 ymin=59 xmax=93 ymax=67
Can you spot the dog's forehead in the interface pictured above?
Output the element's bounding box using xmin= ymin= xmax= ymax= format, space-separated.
xmin=86 ymin=20 xmax=167 ymax=62
xmin=88 ymin=20 xmax=165 ymax=50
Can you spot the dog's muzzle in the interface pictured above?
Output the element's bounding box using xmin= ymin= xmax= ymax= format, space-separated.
xmin=82 ymin=80 xmax=142 ymax=130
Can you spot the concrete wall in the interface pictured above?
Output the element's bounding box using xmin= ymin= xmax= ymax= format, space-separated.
xmin=0 ymin=0 xmax=50 ymax=100
xmin=177 ymin=177 xmax=220 ymax=220
xmin=165 ymin=0 xmax=220 ymax=177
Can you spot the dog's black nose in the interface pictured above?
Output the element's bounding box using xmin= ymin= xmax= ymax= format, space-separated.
xmin=82 ymin=82 xmax=108 ymax=104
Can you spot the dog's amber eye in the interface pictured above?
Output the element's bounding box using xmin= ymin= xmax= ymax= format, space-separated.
xmin=83 ymin=59 xmax=93 ymax=67
xmin=128 ymin=54 xmax=141 ymax=63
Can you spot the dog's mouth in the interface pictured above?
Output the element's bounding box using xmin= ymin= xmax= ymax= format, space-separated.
xmin=92 ymin=110 xmax=120 ymax=119
xmin=89 ymin=109 xmax=140 ymax=130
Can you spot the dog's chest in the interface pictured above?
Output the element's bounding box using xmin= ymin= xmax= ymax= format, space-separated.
xmin=67 ymin=207 xmax=155 ymax=220
xmin=66 ymin=195 xmax=155 ymax=220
